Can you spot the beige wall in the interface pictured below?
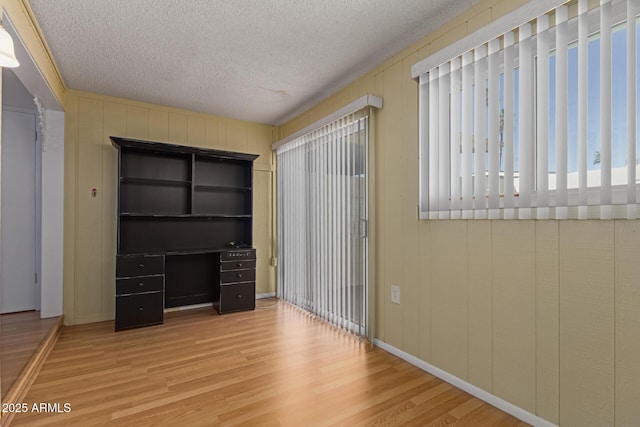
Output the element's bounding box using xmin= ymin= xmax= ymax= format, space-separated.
xmin=63 ymin=89 xmax=276 ymax=325
xmin=279 ymin=0 xmax=640 ymax=425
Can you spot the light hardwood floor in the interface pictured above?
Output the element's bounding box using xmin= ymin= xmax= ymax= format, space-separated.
xmin=1 ymin=311 xmax=59 ymax=398
xmin=12 ymin=300 xmax=528 ymax=426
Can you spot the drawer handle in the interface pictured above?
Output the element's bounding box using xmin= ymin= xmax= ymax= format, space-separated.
xmin=137 ymin=306 xmax=144 ymax=312
xmin=236 ymin=273 xmax=243 ymax=278
xmin=236 ymin=262 xmax=243 ymax=268
xmin=138 ymin=282 xmax=145 ymax=288
xmin=236 ymin=294 xmax=243 ymax=299
xmin=138 ymin=264 xmax=145 ymax=269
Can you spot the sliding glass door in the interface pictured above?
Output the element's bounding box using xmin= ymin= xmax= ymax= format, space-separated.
xmin=276 ymin=110 xmax=369 ymax=336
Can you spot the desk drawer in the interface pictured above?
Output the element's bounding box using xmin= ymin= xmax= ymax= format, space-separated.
xmin=220 ymin=259 xmax=256 ymax=271
xmin=115 ymin=292 xmax=163 ymax=331
xmin=117 ymin=255 xmax=164 ymax=277
xmin=221 ymin=249 xmax=255 ymax=261
xmin=220 ymin=269 xmax=255 ymax=284
xmin=116 ymin=275 xmax=164 ymax=295
xmin=219 ymin=282 xmax=255 ymax=314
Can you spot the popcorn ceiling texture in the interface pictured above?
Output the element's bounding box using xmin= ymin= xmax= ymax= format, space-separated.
xmin=28 ymin=0 xmax=479 ymax=125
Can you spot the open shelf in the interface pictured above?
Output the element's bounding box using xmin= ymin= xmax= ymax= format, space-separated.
xmin=193 ymin=156 xmax=252 ymax=188
xmin=118 ymin=215 xmax=253 ymax=254
xmin=121 ymin=149 xmax=191 ymax=182
xmin=120 ymin=182 xmax=190 ymax=215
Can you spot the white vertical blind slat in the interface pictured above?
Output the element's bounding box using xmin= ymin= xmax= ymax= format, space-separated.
xmin=297 ymin=145 xmax=302 ymax=304
xmin=331 ymin=122 xmax=338 ymax=323
xmin=337 ymin=119 xmax=344 ymax=327
xmin=600 ymin=0 xmax=612 ymax=219
xmin=439 ymin=64 xmax=451 ymax=218
xmin=291 ymin=149 xmax=296 ymax=304
xmin=474 ymin=45 xmax=487 ymax=218
xmin=277 ymin=152 xmax=283 ymax=298
xmin=419 ymin=77 xmax=429 ymax=215
xmin=429 ymin=70 xmax=440 ymax=217
xmin=628 ymin=0 xmax=637 ymax=219
xmin=488 ymin=39 xmax=500 ymax=218
xmin=343 ymin=118 xmax=350 ymax=327
xmin=364 ymin=117 xmax=369 ymax=336
xmin=283 ymin=151 xmax=289 ymax=300
xmin=462 ymin=51 xmax=474 ymax=218
xmin=556 ymin=5 xmax=569 ymax=219
xmin=536 ymin=15 xmax=550 ymax=219
xmin=518 ymin=23 xmax=533 ymax=219
xmin=577 ymin=0 xmax=589 ymax=218
xmin=292 ymin=147 xmax=297 ymax=306
xmin=318 ymin=131 xmax=324 ymax=319
xmin=344 ymin=121 xmax=349 ymax=330
xmin=313 ymin=140 xmax=322 ymax=312
xmin=321 ymin=129 xmax=328 ymax=320
xmin=286 ymin=150 xmax=293 ymax=303
xmin=450 ymin=58 xmax=462 ymax=217
xmin=284 ymin=150 xmax=290 ymax=302
xmin=327 ymin=127 xmax=333 ymax=319
xmin=304 ymin=143 xmax=309 ymax=306
xmin=296 ymin=141 xmax=303 ymax=306
xmin=324 ymin=130 xmax=329 ymax=315
xmin=503 ymin=31 xmax=516 ymax=218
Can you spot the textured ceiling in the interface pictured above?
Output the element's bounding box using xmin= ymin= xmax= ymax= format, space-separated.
xmin=28 ymin=0 xmax=479 ymax=125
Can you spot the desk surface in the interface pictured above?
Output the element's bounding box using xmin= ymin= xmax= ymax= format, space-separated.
xmin=117 ymin=246 xmax=254 ymax=257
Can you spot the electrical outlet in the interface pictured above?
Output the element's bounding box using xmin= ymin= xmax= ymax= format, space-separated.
xmin=391 ymin=285 xmax=400 ymax=304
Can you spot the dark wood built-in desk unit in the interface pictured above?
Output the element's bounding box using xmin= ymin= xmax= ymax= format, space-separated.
xmin=111 ymin=137 xmax=259 ymax=331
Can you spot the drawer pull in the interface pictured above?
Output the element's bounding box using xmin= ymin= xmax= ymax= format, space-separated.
xmin=138 ymin=282 xmax=145 ymax=288
xmin=236 ymin=262 xmax=243 ymax=268
xmin=236 ymin=273 xmax=243 ymax=278
xmin=138 ymin=264 xmax=145 ymax=269
xmin=137 ymin=306 xmax=144 ymax=312
xmin=236 ymin=294 xmax=243 ymax=299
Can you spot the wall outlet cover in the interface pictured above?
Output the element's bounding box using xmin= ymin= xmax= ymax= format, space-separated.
xmin=391 ymin=285 xmax=400 ymax=304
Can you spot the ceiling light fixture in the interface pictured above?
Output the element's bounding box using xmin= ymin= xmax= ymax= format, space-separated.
xmin=0 ymin=20 xmax=19 ymax=68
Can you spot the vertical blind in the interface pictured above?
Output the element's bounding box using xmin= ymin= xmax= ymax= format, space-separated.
xmin=276 ymin=109 xmax=369 ymax=336
xmin=416 ymin=0 xmax=639 ymax=220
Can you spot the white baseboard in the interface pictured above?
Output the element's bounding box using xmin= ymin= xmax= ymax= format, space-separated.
xmin=256 ymin=292 xmax=276 ymax=299
xmin=372 ymin=339 xmax=557 ymax=427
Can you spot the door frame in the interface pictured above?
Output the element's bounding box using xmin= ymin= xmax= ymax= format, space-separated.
xmin=1 ymin=12 xmax=65 ymax=319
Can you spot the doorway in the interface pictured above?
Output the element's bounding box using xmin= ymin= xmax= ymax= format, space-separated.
xmin=276 ymin=109 xmax=370 ymax=337
xmin=1 ymin=106 xmax=40 ymax=313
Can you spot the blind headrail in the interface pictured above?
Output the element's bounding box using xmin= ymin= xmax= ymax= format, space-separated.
xmin=272 ymin=94 xmax=382 ymax=151
xmin=411 ymin=0 xmax=564 ymax=79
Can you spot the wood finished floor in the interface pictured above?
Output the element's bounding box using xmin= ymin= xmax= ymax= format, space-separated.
xmin=13 ymin=300 xmax=528 ymax=426
xmin=1 ymin=311 xmax=59 ymax=399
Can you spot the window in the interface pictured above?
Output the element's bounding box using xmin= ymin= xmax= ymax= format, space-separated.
xmin=415 ymin=0 xmax=639 ymax=219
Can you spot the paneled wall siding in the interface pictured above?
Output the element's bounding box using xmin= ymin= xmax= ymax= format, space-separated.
xmin=64 ymin=90 xmax=275 ymax=325
xmin=279 ymin=0 xmax=640 ymax=425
